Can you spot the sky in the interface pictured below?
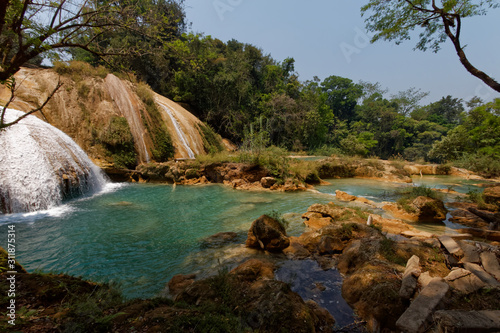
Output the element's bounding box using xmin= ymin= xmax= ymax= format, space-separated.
xmin=184 ymin=0 xmax=500 ymax=105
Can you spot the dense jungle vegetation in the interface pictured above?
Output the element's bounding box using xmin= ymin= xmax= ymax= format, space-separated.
xmin=2 ymin=0 xmax=499 ymax=176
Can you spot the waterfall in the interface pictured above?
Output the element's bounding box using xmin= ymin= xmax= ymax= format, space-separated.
xmin=159 ymin=103 xmax=195 ymax=159
xmin=0 ymin=109 xmax=108 ymax=214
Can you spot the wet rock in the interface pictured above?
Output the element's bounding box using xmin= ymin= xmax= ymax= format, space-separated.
xmin=200 ymin=232 xmax=239 ymax=248
xmin=480 ymin=251 xmax=500 ymax=281
xmin=335 ymin=190 xmax=357 ymax=202
xmin=396 ymin=277 xmax=449 ymax=333
xmin=458 ymin=228 xmax=500 ymax=242
xmin=317 ymin=235 xmax=345 ymax=255
xmin=283 ymin=237 xmax=311 ymax=259
xmin=230 ymin=259 xmax=275 ymax=281
xmin=305 ymin=300 xmax=336 ymax=328
xmin=168 ymin=273 xmax=196 ymax=298
xmin=260 ymin=176 xmax=277 ymax=188
xmin=246 ymin=215 xmax=290 ymax=252
xmin=307 ymin=203 xmax=344 ymax=220
xmin=184 ymin=168 xmax=199 ymax=179
xmin=434 ymin=310 xmax=500 ymax=332
xmin=399 ymin=255 xmax=421 ymax=299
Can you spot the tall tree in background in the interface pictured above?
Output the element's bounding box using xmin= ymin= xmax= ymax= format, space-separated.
xmin=361 ymin=0 xmax=500 ymax=93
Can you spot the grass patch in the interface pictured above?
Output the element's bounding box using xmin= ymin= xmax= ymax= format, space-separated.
xmin=379 ymin=238 xmax=407 ymax=266
xmin=197 ymin=122 xmax=225 ymax=154
xmin=53 ymin=61 xmax=109 ymax=81
xmin=396 ymin=185 xmax=443 ymax=213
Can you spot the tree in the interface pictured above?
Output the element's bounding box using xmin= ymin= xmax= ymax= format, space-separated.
xmin=361 ymin=0 xmax=500 ymax=93
xmin=391 ymin=87 xmax=429 ymax=116
xmin=0 ymin=0 xmax=184 ymax=130
xmin=320 ymin=75 xmax=363 ymax=122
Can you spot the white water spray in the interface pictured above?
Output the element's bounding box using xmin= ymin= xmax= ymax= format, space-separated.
xmin=0 ymin=109 xmax=108 ymax=214
xmin=158 ymin=103 xmax=195 ymax=159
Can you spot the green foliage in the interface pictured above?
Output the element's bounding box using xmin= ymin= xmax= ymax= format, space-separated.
xmin=396 ymin=185 xmax=443 ymax=213
xmin=53 ymin=61 xmax=109 ymax=81
xmin=429 ymin=99 xmax=500 ymax=177
xmin=136 ymin=82 xmax=175 ymax=162
xmin=97 ymin=116 xmax=137 ymax=169
xmin=268 ymin=210 xmax=290 ymax=231
xmin=197 ymin=122 xmax=225 ymax=154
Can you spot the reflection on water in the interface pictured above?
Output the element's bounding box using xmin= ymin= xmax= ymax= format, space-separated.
xmin=275 ymin=259 xmax=357 ymax=328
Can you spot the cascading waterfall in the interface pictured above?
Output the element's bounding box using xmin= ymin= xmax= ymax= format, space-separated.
xmin=158 ymin=103 xmax=195 ymax=159
xmin=0 ymin=109 xmax=108 ymax=214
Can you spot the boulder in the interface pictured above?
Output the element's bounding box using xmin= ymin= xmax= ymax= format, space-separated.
xmin=283 ymin=237 xmax=311 ymax=259
xmin=307 ymin=203 xmax=344 ymax=220
xmin=304 ymin=217 xmax=333 ymax=230
xmin=317 ymin=235 xmax=345 ymax=254
xmin=445 ymin=268 xmax=487 ymax=294
xmin=412 ymin=196 xmax=447 ymax=221
xmin=399 ymin=255 xmax=421 ymax=299
xmin=396 ymin=278 xmax=449 ymax=333
xmin=335 ymin=190 xmax=357 ymax=202
xmin=463 ymin=262 xmax=500 ymax=287
xmin=260 ymin=176 xmax=277 ymax=188
xmin=168 ymin=273 xmax=196 ymax=298
xmin=439 ymin=235 xmax=464 ymax=259
xmin=480 ymin=251 xmax=500 ymax=281
xmin=434 ymin=310 xmax=500 ymax=332
xmin=458 ymin=240 xmax=481 ymax=264
xmin=230 ymin=259 xmax=274 ymax=281
xmin=246 ymin=215 xmax=290 ymax=252
xmin=184 ymin=168 xmax=199 ymax=179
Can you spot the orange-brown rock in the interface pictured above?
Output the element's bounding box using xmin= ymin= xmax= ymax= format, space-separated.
xmin=246 ymin=215 xmax=290 ymax=252
xmin=335 ymin=190 xmax=357 ymax=201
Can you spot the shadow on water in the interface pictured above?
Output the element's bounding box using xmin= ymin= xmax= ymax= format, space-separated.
xmin=275 ymin=259 xmax=362 ymax=330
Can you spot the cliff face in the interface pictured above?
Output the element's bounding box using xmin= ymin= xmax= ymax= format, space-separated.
xmin=0 ymin=65 xmax=218 ymax=167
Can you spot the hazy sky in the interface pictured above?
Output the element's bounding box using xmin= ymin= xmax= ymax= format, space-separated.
xmin=184 ymin=0 xmax=499 ymax=104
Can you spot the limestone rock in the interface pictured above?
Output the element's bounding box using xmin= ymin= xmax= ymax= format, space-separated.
xmin=445 ymin=268 xmax=486 ymax=294
xmin=458 ymin=240 xmax=481 ymax=264
xmin=480 ymin=251 xmax=500 ymax=281
xmin=434 ymin=310 xmax=500 ymax=332
xmin=439 ymin=235 xmax=464 ymax=259
xmin=317 ymin=235 xmax=345 ymax=255
xmin=230 ymin=259 xmax=275 ymax=281
xmin=260 ymin=176 xmax=277 ymax=188
xmin=304 ymin=217 xmax=333 ymax=230
xmin=335 ymin=190 xmax=357 ymax=201
xmin=396 ymin=278 xmax=449 ymax=333
xmin=412 ymin=196 xmax=448 ymax=221
xmin=418 ymin=272 xmax=434 ymax=289
xmin=307 ymin=203 xmax=344 ymax=220
xmin=168 ymin=273 xmax=196 ymax=298
xmin=463 ymin=262 xmax=500 ymax=287
xmin=246 ymin=215 xmax=290 ymax=252
xmin=399 ymin=255 xmax=421 ymax=299
xmin=283 ymin=237 xmax=311 ymax=259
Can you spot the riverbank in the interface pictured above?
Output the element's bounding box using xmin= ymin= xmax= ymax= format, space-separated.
xmin=104 ymin=154 xmax=497 ymax=192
